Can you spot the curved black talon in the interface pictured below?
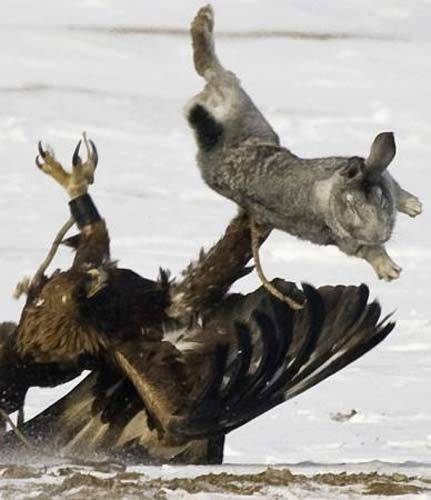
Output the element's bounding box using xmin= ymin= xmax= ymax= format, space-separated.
xmin=89 ymin=139 xmax=98 ymax=167
xmin=38 ymin=141 xmax=46 ymax=159
xmin=35 ymin=155 xmax=43 ymax=169
xmin=72 ymin=140 xmax=82 ymax=167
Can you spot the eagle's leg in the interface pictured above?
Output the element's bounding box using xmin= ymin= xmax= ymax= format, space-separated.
xmin=16 ymin=133 xmax=96 ymax=298
xmin=250 ymin=219 xmax=305 ymax=310
xmin=36 ymin=135 xmax=109 ymax=287
xmin=168 ymin=212 xmax=271 ymax=321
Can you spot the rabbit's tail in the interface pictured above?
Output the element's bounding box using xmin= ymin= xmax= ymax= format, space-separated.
xmin=187 ymin=103 xmax=224 ymax=152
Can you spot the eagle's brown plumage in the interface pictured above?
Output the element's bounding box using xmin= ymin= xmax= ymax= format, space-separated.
xmin=15 ymin=221 xmax=109 ymax=363
xmin=0 ymin=321 xmax=82 ymax=417
xmin=15 ymin=220 xmax=173 ymax=366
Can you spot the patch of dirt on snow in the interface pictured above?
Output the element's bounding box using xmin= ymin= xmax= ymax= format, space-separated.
xmin=0 ymin=464 xmax=430 ymax=498
xmin=158 ymin=469 xmax=431 ymax=496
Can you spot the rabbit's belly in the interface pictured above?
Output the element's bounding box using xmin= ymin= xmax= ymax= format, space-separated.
xmin=253 ymin=207 xmax=334 ymax=246
xmin=282 ymin=220 xmax=334 ymax=246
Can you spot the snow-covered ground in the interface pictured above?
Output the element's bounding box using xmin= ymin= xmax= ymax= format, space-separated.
xmin=1 ymin=461 xmax=431 ymax=499
xmin=0 ymin=0 xmax=430 ymax=482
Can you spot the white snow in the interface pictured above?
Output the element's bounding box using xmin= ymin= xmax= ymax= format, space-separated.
xmin=0 ymin=0 xmax=430 ymax=472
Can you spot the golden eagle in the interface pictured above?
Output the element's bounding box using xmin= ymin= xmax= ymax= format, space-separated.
xmin=0 ymin=139 xmax=394 ymax=464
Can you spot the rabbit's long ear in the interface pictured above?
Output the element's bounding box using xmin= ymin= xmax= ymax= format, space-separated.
xmin=365 ymin=132 xmax=396 ymax=179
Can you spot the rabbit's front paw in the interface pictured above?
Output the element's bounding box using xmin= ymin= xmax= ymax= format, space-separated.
xmin=359 ymin=244 xmax=402 ymax=281
xmin=373 ymin=255 xmax=402 ymax=281
xmin=401 ymin=195 xmax=422 ymax=218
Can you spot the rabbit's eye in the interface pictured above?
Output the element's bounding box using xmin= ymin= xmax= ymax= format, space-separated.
xmin=342 ymin=165 xmax=360 ymax=179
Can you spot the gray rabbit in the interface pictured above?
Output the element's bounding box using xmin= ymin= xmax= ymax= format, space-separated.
xmin=186 ymin=5 xmax=422 ymax=281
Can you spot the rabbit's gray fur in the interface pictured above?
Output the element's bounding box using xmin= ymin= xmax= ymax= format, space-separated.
xmin=187 ymin=5 xmax=422 ymax=281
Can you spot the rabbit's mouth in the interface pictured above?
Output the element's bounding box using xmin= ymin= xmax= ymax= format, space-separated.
xmin=331 ymin=215 xmax=390 ymax=246
xmin=358 ymin=238 xmax=387 ymax=246
xmin=354 ymin=232 xmax=390 ymax=246
xmin=360 ymin=221 xmax=394 ymax=245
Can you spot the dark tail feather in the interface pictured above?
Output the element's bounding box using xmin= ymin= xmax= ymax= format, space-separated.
xmin=187 ymin=103 xmax=224 ymax=151
xmin=0 ymin=322 xmax=26 ymax=415
xmin=0 ymin=323 xmax=81 ymax=417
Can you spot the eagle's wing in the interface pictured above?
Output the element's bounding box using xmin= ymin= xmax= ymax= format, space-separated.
xmin=0 ymin=370 xmax=162 ymax=457
xmin=0 ymin=322 xmax=82 ymax=416
xmin=0 ymin=282 xmax=394 ymax=459
xmin=0 ymin=362 xmax=223 ymax=464
xmin=171 ymin=281 xmax=395 ymax=437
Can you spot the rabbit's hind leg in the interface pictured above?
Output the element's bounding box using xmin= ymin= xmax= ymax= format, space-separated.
xmin=190 ymin=4 xmax=240 ymax=99
xmin=191 ymin=5 xmax=223 ymax=78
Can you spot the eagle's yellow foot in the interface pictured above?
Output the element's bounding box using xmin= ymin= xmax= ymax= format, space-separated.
xmin=36 ymin=132 xmax=98 ymax=199
xmin=36 ymin=143 xmax=70 ymax=189
xmin=71 ymin=132 xmax=98 ymax=186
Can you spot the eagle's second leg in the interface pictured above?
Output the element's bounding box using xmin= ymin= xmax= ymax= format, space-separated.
xmin=36 ymin=134 xmax=109 ymax=295
xmin=13 ymin=137 xmax=98 ymax=298
xmin=250 ymin=220 xmax=305 ymax=310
